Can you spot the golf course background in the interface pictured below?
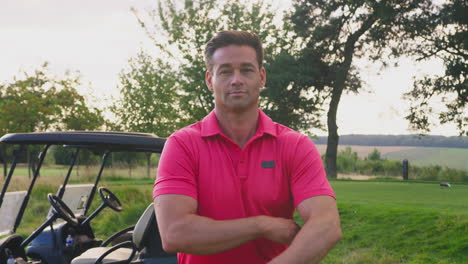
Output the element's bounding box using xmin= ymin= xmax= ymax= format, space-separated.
xmin=3 ymin=139 xmax=467 ymax=264
xmin=9 ymin=174 xmax=468 ymax=264
xmin=315 ymin=144 xmax=468 ymax=172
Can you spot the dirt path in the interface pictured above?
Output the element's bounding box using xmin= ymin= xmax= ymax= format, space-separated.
xmin=337 ymin=174 xmax=379 ymax=180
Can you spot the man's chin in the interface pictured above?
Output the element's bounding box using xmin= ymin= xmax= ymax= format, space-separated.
xmin=225 ymin=102 xmax=257 ymax=113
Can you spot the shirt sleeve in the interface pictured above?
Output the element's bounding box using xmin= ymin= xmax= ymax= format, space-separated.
xmin=153 ymin=133 xmax=198 ymax=201
xmin=289 ymin=134 xmax=335 ymax=207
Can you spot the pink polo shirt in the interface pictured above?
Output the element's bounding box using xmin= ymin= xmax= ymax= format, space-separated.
xmin=153 ymin=110 xmax=335 ymax=264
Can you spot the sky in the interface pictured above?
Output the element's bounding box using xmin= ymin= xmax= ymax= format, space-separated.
xmin=0 ymin=0 xmax=460 ymax=136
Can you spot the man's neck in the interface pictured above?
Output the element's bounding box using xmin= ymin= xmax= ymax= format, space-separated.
xmin=215 ymin=107 xmax=259 ymax=149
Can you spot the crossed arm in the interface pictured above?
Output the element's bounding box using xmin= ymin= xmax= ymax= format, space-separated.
xmin=154 ymin=194 xmax=341 ymax=262
xmin=268 ymin=195 xmax=342 ymax=263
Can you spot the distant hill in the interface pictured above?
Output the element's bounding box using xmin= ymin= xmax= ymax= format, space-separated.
xmin=312 ymin=134 xmax=468 ymax=148
xmin=314 ymin=144 xmax=468 ymax=171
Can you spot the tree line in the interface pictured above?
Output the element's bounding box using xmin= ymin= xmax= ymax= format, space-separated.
xmin=335 ymin=147 xmax=468 ymax=182
xmin=313 ymin=134 xmax=468 ymax=148
xmin=1 ymin=0 xmax=466 ymax=179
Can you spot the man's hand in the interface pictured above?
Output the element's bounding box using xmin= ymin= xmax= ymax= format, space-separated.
xmin=267 ymin=196 xmax=342 ymax=264
xmin=156 ymin=194 xmax=301 ymax=255
xmin=258 ymin=216 xmax=300 ymax=245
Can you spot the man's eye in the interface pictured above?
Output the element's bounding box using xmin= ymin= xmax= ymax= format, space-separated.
xmin=220 ymin=70 xmax=232 ymax=75
xmin=242 ymin=68 xmax=254 ymax=73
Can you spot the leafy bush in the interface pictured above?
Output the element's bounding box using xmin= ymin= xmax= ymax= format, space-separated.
xmin=336 ymin=147 xmax=359 ymax=173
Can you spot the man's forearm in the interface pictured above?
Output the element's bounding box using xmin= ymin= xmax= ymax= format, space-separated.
xmin=268 ymin=195 xmax=342 ymax=264
xmin=156 ymin=194 xmax=299 ymax=256
xmin=163 ymin=214 xmax=299 ymax=255
xmin=163 ymin=214 xmax=264 ymax=255
xmin=268 ymin=213 xmax=342 ymax=264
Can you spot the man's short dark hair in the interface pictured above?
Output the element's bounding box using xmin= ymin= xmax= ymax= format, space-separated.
xmin=204 ymin=30 xmax=264 ymax=71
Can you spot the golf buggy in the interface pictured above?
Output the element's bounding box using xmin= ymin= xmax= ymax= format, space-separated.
xmin=0 ymin=131 xmax=177 ymax=264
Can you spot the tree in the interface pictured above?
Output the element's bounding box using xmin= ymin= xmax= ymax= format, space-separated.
xmin=132 ymin=0 xmax=317 ymax=130
xmin=0 ymin=63 xmax=103 ymax=134
xmin=289 ymin=0 xmax=439 ymax=178
xmin=111 ymin=51 xmax=181 ymax=177
xmin=367 ymin=149 xmax=382 ymax=161
xmin=111 ymin=51 xmax=181 ymax=137
xmin=262 ymin=50 xmax=328 ymax=132
xmin=405 ymin=0 xmax=467 ymax=136
xmin=0 ymin=63 xmax=104 ymax=175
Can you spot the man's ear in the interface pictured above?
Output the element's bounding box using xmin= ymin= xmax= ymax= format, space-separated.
xmin=205 ymin=71 xmax=214 ymax=91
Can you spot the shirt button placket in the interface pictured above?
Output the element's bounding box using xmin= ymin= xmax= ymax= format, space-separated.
xmin=239 ymin=151 xmax=247 ymax=179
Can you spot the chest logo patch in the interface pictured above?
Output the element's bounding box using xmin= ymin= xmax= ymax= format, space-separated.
xmin=261 ymin=160 xmax=275 ymax=168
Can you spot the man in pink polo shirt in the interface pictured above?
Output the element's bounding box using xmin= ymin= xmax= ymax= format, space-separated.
xmin=153 ymin=31 xmax=342 ymax=264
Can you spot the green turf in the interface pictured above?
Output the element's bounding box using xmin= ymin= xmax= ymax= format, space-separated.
xmin=332 ymin=181 xmax=468 ymax=213
xmin=318 ymin=181 xmax=468 ymax=264
xmin=13 ymin=166 xmax=69 ymax=177
xmin=7 ymin=179 xmax=468 ymax=263
xmin=11 ymin=165 xmax=156 ymax=179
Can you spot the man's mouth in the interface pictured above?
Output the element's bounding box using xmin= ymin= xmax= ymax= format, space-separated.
xmin=229 ymin=90 xmax=246 ymax=96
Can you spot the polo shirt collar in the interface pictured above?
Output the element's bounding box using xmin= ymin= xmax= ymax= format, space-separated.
xmin=200 ymin=111 xmax=221 ymax=137
xmin=200 ymin=109 xmax=278 ymax=138
xmin=257 ymin=109 xmax=277 ymax=137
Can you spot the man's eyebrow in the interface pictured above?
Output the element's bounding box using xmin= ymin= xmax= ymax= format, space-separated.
xmin=218 ymin=62 xmax=256 ymax=69
xmin=240 ymin=63 xmax=256 ymax=67
xmin=218 ymin=63 xmax=233 ymax=69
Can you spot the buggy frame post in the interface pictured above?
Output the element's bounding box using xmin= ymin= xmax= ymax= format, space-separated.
xmin=13 ymin=144 xmax=51 ymax=233
xmin=56 ymin=148 xmax=80 ymax=199
xmin=1 ymin=145 xmax=6 ymax=178
xmin=84 ymin=151 xmax=109 ymax=215
xmin=0 ymin=145 xmax=24 ymax=208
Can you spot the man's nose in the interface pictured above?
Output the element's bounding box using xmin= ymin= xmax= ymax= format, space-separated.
xmin=230 ymin=70 xmax=243 ymax=86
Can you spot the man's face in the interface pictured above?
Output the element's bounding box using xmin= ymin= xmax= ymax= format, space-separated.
xmin=206 ymin=45 xmax=266 ymax=112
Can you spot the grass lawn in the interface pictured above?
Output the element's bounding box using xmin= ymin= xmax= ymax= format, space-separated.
xmin=5 ymin=178 xmax=468 ymax=264
xmin=318 ymin=180 xmax=468 ymax=264
xmin=333 ymin=181 xmax=468 ymax=212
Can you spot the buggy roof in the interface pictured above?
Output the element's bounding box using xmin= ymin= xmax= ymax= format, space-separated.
xmin=0 ymin=131 xmax=165 ymax=153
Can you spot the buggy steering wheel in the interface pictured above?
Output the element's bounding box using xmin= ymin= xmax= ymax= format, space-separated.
xmin=98 ymin=187 xmax=122 ymax=212
xmin=47 ymin=194 xmax=79 ymax=226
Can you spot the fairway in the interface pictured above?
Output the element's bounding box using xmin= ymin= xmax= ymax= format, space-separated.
xmin=6 ymin=179 xmax=468 ymax=263
xmin=321 ymin=180 xmax=468 ymax=264
xmin=332 ymin=181 xmax=468 ymax=213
